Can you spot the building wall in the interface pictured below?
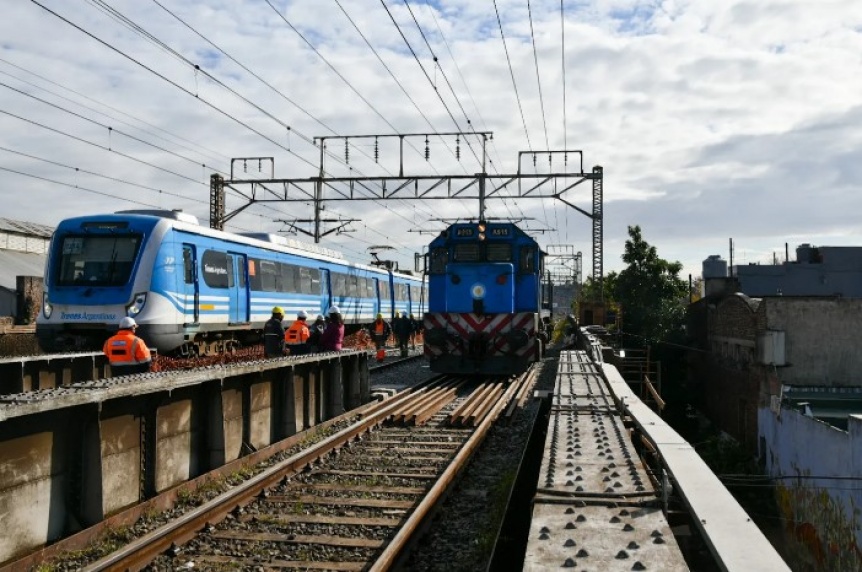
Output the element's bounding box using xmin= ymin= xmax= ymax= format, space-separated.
xmin=762 ymin=298 xmax=862 ymax=387
xmin=703 ymin=294 xmax=763 ymax=452
xmin=759 ymin=408 xmax=862 ymax=570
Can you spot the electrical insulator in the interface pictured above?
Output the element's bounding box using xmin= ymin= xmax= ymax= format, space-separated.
xmin=564 ymin=152 xmax=568 ymax=166
xmin=243 ymin=159 xmax=247 ymax=173
xmin=456 ymin=135 xmax=460 ymax=160
xmin=532 ymin=153 xmax=537 ymax=167
xmin=258 ymin=159 xmax=262 ymax=172
xmin=345 ymin=139 xmax=349 ymax=163
xmin=374 ymin=137 xmax=379 ymax=163
xmin=425 ymin=136 xmax=429 ymax=161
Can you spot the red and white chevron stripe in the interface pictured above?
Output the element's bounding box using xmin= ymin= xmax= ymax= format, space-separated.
xmin=424 ymin=312 xmax=538 ymax=359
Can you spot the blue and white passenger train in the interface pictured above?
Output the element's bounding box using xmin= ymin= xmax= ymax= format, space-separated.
xmin=36 ymin=210 xmax=426 ymax=355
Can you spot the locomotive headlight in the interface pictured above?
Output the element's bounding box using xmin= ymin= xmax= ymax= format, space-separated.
xmin=471 ymin=283 xmax=486 ymax=300
xmin=42 ymin=293 xmax=53 ymax=319
xmin=126 ymin=292 xmax=147 ymax=316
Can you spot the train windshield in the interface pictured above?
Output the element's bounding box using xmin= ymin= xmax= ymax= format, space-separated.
xmin=56 ymin=234 xmax=142 ymax=286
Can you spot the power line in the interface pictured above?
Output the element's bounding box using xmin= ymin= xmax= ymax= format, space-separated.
xmin=0 ymin=145 xmax=190 ymax=200
xmin=492 ymin=0 xmax=533 ymax=153
xmin=0 ymin=56 xmax=230 ymax=166
xmin=0 ymin=80 xmax=229 ymax=176
xmin=29 ymin=0 xmax=318 ymax=170
xmin=527 ymin=0 xmax=549 ymax=151
xmin=0 ymin=107 xmax=206 ymax=185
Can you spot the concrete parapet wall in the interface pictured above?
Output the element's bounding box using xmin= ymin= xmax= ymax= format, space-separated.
xmin=0 ymin=351 xmax=369 ymax=564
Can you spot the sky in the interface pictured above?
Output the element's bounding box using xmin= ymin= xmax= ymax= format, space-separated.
xmin=2 ymin=0 xmax=862 ymax=281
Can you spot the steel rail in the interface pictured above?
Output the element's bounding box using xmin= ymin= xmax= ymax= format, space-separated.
xmin=369 ymin=370 xmax=529 ymax=571
xmin=81 ymin=377 xmax=444 ymax=571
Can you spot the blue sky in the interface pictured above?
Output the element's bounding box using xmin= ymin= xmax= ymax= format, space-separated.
xmin=2 ymin=0 xmax=862 ymax=280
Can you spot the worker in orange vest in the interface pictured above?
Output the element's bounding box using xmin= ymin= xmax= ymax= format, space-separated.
xmin=103 ymin=317 xmax=152 ymax=375
xmin=285 ymin=310 xmax=311 ymax=355
xmin=369 ymin=312 xmax=391 ymax=362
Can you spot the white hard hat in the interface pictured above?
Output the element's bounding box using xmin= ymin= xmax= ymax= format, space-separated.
xmin=297 ymin=310 xmax=308 ymax=319
xmin=316 ymin=314 xmax=325 ymax=321
xmin=119 ymin=316 xmax=137 ymax=329
xmin=328 ymin=306 xmax=340 ymax=314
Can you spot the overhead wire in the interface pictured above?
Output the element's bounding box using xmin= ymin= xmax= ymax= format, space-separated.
xmin=31 ymin=0 xmax=427 ymax=254
xmin=149 ymin=0 xmax=443 ymax=227
xmin=492 ymin=0 xmax=533 ymax=153
xmin=405 ymin=0 xmax=523 ymax=223
xmin=0 ymin=80 xmax=229 ymax=176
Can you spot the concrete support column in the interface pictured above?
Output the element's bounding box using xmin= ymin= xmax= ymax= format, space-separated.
xmin=326 ymin=359 xmax=344 ymax=418
xmin=346 ymin=355 xmax=361 ymax=410
xmin=305 ymin=367 xmax=318 ymax=430
xmin=248 ymin=379 xmax=273 ymax=451
xmin=154 ymin=397 xmax=195 ymax=493
xmin=284 ymin=367 xmax=306 ymax=435
xmin=95 ymin=411 xmax=142 ymax=518
xmin=359 ymin=353 xmax=370 ymax=404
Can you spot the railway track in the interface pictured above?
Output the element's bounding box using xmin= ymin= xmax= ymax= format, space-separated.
xmin=73 ymin=371 xmax=533 ymax=571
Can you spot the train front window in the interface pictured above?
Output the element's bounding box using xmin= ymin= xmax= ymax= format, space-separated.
xmin=57 ymin=235 xmax=141 ymax=286
xmin=429 ymin=248 xmax=448 ymax=274
xmin=486 ymin=243 xmax=512 ymax=262
xmin=453 ymin=243 xmax=480 ymax=262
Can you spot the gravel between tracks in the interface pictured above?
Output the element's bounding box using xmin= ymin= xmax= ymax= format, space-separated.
xmin=405 ymin=347 xmax=561 ymax=572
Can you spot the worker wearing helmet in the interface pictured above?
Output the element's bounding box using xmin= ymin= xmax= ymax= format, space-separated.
xmin=285 ymin=310 xmax=311 ymax=355
xmin=368 ymin=312 xmax=391 ymax=362
xmin=308 ymin=314 xmax=326 ymax=352
xmin=103 ymin=317 xmax=152 ymax=375
xmin=263 ymin=306 xmax=286 ymax=357
xmin=320 ymin=306 xmax=345 ymax=351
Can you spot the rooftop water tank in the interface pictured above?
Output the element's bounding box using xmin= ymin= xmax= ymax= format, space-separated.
xmin=702 ymin=255 xmax=727 ymax=279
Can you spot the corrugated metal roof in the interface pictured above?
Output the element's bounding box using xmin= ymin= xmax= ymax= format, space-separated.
xmin=0 ymin=250 xmax=46 ymax=291
xmin=0 ymin=218 xmax=53 ymax=238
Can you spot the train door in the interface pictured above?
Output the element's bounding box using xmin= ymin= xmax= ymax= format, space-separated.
xmin=227 ymin=252 xmax=249 ymax=324
xmin=181 ymin=243 xmax=199 ymax=324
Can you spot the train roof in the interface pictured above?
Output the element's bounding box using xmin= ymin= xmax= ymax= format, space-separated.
xmin=428 ymin=220 xmax=538 ymax=245
xmin=56 ymin=211 xmax=422 ymax=282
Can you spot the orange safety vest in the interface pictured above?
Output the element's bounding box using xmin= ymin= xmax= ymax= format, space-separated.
xmin=285 ymin=320 xmax=310 ymax=344
xmin=374 ymin=320 xmax=385 ymax=335
xmin=103 ymin=330 xmax=152 ymax=366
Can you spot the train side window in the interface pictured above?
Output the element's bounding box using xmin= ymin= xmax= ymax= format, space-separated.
xmin=226 ymin=256 xmax=235 ymax=288
xmin=260 ymin=261 xmax=277 ymax=291
xmin=182 ymin=246 xmax=195 ymax=284
xmin=333 ymin=272 xmax=347 ymax=296
xmin=299 ymin=267 xmax=320 ymax=294
xmin=430 ymin=248 xmax=448 ymax=273
xmin=379 ymin=278 xmax=390 ymax=300
xmin=519 ymin=246 xmax=536 ymax=274
xmin=280 ymin=263 xmax=297 ymax=293
xmin=201 ymin=250 xmax=230 ymax=288
xmin=348 ymin=275 xmax=359 ymax=297
xmin=454 ymin=243 xmax=480 ymax=262
xmin=248 ymin=258 xmax=262 ymax=290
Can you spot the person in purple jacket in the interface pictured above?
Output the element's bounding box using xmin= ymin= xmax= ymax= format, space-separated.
xmin=320 ymin=306 xmax=345 ymax=351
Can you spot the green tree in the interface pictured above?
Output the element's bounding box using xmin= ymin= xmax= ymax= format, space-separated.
xmin=614 ymin=225 xmax=687 ymax=348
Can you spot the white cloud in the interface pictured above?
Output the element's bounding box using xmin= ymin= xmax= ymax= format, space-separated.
xmin=1 ymin=0 xmax=861 ymax=278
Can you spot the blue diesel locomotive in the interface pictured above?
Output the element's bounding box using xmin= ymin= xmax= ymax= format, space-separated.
xmin=36 ymin=210 xmax=425 ymax=355
xmin=422 ymin=220 xmax=549 ymax=376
